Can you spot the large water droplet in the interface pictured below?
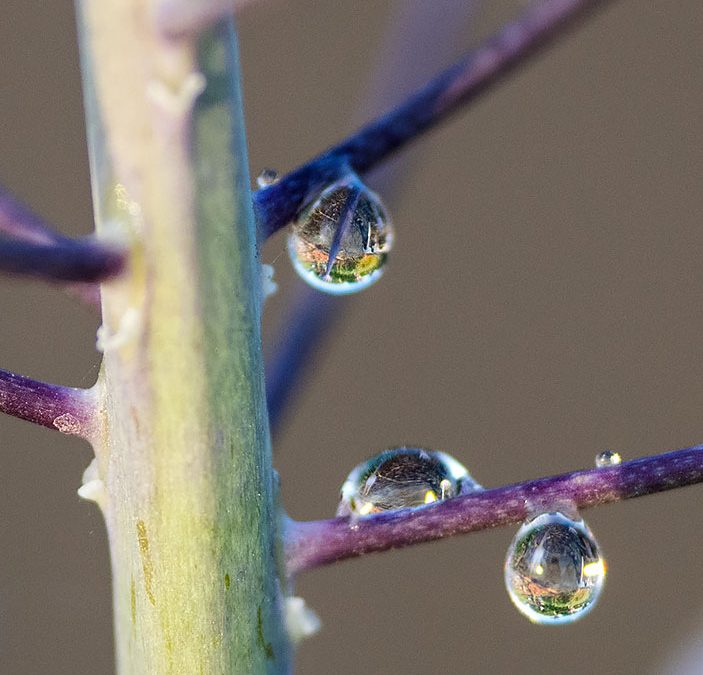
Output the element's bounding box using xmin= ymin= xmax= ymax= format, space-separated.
xmin=337 ymin=447 xmax=480 ymax=517
xmin=505 ymin=512 xmax=606 ymax=624
xmin=288 ymin=176 xmax=393 ymax=295
xmin=595 ymin=449 xmax=622 ymax=468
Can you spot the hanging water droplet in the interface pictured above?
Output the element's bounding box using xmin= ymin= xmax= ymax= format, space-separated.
xmin=595 ymin=449 xmax=622 ymax=468
xmin=504 ymin=512 xmax=606 ymax=625
xmin=337 ymin=447 xmax=481 ymax=517
xmin=257 ymin=167 xmax=279 ymax=188
xmin=288 ymin=175 xmax=393 ymax=295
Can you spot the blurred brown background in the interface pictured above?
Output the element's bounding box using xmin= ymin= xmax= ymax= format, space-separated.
xmin=1 ymin=1 xmax=703 ymax=673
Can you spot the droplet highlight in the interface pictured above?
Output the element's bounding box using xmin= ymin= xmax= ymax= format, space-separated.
xmin=288 ymin=176 xmax=393 ymax=295
xmin=257 ymin=167 xmax=279 ymax=188
xmin=504 ymin=512 xmax=606 ymax=625
xmin=595 ymin=449 xmax=622 ymax=468
xmin=337 ymin=447 xmax=480 ymax=517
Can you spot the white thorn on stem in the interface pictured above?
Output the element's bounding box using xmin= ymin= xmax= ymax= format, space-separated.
xmin=285 ymin=596 xmax=321 ymax=644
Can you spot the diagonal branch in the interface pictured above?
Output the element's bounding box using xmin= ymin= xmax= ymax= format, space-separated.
xmin=255 ymin=0 xmax=608 ymax=240
xmin=0 ymin=368 xmax=98 ymax=439
xmin=285 ymin=444 xmax=703 ymax=575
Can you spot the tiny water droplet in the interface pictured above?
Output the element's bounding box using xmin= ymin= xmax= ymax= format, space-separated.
xmin=288 ymin=175 xmax=393 ymax=295
xmin=595 ymin=449 xmax=622 ymax=468
xmin=504 ymin=512 xmax=606 ymax=625
xmin=257 ymin=167 xmax=279 ymax=188
xmin=337 ymin=447 xmax=480 ymax=517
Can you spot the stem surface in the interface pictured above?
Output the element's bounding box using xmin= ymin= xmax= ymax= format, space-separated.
xmin=76 ymin=3 xmax=288 ymax=672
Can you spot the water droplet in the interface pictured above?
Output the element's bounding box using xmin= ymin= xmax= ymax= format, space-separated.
xmin=595 ymin=449 xmax=622 ymax=468
xmin=257 ymin=167 xmax=279 ymax=188
xmin=337 ymin=447 xmax=480 ymax=517
xmin=288 ymin=175 xmax=393 ymax=295
xmin=504 ymin=512 xmax=606 ymax=624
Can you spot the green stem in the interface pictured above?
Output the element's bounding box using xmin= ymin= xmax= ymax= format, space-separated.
xmin=75 ymin=3 xmax=289 ymax=673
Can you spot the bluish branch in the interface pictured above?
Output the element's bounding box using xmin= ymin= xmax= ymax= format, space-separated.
xmin=286 ymin=444 xmax=703 ymax=575
xmin=255 ymin=0 xmax=607 ymax=240
xmin=265 ymin=286 xmax=342 ymax=429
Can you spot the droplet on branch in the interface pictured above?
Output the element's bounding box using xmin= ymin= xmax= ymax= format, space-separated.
xmin=504 ymin=512 xmax=606 ymax=624
xmin=287 ymin=175 xmax=393 ymax=295
xmin=595 ymin=449 xmax=622 ymax=468
xmin=337 ymin=447 xmax=481 ymax=517
xmin=256 ymin=167 xmax=279 ymax=188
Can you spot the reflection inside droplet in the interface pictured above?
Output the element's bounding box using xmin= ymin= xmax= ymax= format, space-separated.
xmin=337 ymin=447 xmax=481 ymax=517
xmin=595 ymin=449 xmax=622 ymax=468
xmin=504 ymin=512 xmax=606 ymax=625
xmin=288 ymin=176 xmax=393 ymax=295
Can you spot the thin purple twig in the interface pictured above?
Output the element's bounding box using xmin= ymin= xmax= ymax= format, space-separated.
xmin=0 ymin=368 xmax=98 ymax=439
xmin=286 ymin=444 xmax=703 ymax=575
xmin=255 ymin=0 xmax=607 ymax=240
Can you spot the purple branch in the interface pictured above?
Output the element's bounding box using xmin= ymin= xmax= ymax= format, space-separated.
xmin=286 ymin=444 xmax=703 ymax=575
xmin=255 ymin=0 xmax=607 ymax=240
xmin=0 ymin=187 xmax=126 ymax=284
xmin=0 ymin=368 xmax=98 ymax=439
xmin=0 ymin=238 xmax=125 ymax=283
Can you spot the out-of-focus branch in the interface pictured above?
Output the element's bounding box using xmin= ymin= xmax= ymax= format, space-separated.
xmin=286 ymin=444 xmax=703 ymax=575
xmin=265 ymin=286 xmax=340 ymax=429
xmin=0 ymin=187 xmax=126 ymax=284
xmin=0 ymin=237 xmax=125 ymax=283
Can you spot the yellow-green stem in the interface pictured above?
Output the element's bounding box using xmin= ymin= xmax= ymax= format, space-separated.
xmin=75 ymin=3 xmax=289 ymax=672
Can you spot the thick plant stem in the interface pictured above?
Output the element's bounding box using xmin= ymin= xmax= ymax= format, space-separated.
xmin=76 ymin=3 xmax=289 ymax=673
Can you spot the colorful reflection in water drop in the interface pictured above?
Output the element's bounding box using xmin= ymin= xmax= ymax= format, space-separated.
xmin=337 ymin=447 xmax=480 ymax=517
xmin=504 ymin=512 xmax=606 ymax=625
xmin=288 ymin=176 xmax=393 ymax=295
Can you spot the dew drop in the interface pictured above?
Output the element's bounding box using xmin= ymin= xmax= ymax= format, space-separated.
xmin=257 ymin=167 xmax=279 ymax=188
xmin=504 ymin=512 xmax=606 ymax=625
xmin=337 ymin=447 xmax=480 ymax=517
xmin=595 ymin=449 xmax=622 ymax=468
xmin=287 ymin=175 xmax=393 ymax=295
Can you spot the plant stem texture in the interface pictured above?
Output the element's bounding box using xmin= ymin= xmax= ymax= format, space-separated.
xmin=75 ymin=2 xmax=289 ymax=672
